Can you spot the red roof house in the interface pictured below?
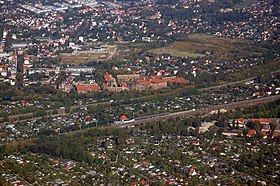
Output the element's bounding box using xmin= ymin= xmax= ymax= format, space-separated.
xmin=247 ymin=129 xmax=256 ymax=137
xmin=120 ymin=115 xmax=128 ymax=121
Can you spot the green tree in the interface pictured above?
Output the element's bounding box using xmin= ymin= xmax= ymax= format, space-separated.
xmin=0 ymin=176 xmax=7 ymax=186
xmin=52 ymin=109 xmax=58 ymax=115
xmin=33 ymin=109 xmax=47 ymax=117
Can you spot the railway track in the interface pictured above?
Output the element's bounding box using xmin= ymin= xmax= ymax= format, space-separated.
xmin=116 ymin=95 xmax=280 ymax=128
xmin=1 ymin=95 xmax=279 ymax=147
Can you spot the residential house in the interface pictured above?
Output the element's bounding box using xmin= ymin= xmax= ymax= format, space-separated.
xmin=247 ymin=129 xmax=256 ymax=137
xmin=229 ymin=118 xmax=246 ymax=128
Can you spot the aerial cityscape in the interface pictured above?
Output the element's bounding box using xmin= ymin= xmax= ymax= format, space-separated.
xmin=0 ymin=0 xmax=279 ymax=185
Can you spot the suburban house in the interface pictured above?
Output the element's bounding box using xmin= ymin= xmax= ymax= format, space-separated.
xmin=247 ymin=129 xmax=256 ymax=137
xmin=229 ymin=118 xmax=246 ymax=128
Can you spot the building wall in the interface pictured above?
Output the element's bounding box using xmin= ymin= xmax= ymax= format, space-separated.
xmin=117 ymin=74 xmax=140 ymax=81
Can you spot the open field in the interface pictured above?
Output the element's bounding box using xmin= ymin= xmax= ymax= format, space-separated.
xmin=150 ymin=46 xmax=205 ymax=58
xmin=60 ymin=45 xmax=118 ymax=65
xmin=112 ymin=42 xmax=146 ymax=60
xmin=149 ymin=34 xmax=268 ymax=62
xmin=60 ymin=42 xmax=147 ymax=65
xmin=60 ymin=34 xmax=268 ymax=65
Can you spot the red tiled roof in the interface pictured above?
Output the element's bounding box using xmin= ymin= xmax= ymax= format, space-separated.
xmin=175 ymin=77 xmax=189 ymax=83
xmin=212 ymin=145 xmax=219 ymax=150
xmin=140 ymin=180 xmax=147 ymax=185
xmin=254 ymin=92 xmax=260 ymax=96
xmin=98 ymin=154 xmax=108 ymax=159
xmin=142 ymin=161 xmax=149 ymax=165
xmin=167 ymin=179 xmax=175 ymax=184
xmin=11 ymin=56 xmax=17 ymax=61
xmin=247 ymin=129 xmax=256 ymax=137
xmin=121 ymin=82 xmax=128 ymax=87
xmin=104 ymin=74 xmax=114 ymax=82
xmin=162 ymin=76 xmax=189 ymax=84
xmin=76 ymin=84 xmax=99 ymax=92
xmin=189 ymin=169 xmax=195 ymax=174
xmin=150 ymin=75 xmax=160 ymax=79
xmin=251 ymin=118 xmax=272 ymax=123
xmin=151 ymin=78 xmax=166 ymax=84
xmin=192 ymin=140 xmax=199 ymax=145
xmin=137 ymin=79 xmax=152 ymax=87
xmin=120 ymin=115 xmax=128 ymax=121
xmin=103 ymin=83 xmax=109 ymax=89
xmin=260 ymin=131 xmax=267 ymax=136
xmin=238 ymin=118 xmax=245 ymax=122
xmin=0 ymin=65 xmax=8 ymax=69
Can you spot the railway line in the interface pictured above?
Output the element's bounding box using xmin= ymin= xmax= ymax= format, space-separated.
xmin=115 ymin=95 xmax=280 ymax=128
xmin=1 ymin=95 xmax=279 ymax=148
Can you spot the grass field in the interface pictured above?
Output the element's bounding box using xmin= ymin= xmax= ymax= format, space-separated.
xmin=150 ymin=46 xmax=205 ymax=58
xmin=112 ymin=42 xmax=146 ymax=60
xmin=149 ymin=34 xmax=267 ymax=62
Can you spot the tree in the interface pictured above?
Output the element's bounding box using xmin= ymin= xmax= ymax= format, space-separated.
xmin=218 ymin=113 xmax=227 ymax=124
xmin=115 ymin=129 xmax=127 ymax=149
xmin=253 ymin=121 xmax=261 ymax=132
xmin=52 ymin=109 xmax=58 ymax=115
xmin=0 ymin=176 xmax=7 ymax=186
xmin=38 ymin=128 xmax=55 ymax=136
xmin=33 ymin=109 xmax=47 ymax=117
xmin=65 ymin=107 xmax=71 ymax=113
